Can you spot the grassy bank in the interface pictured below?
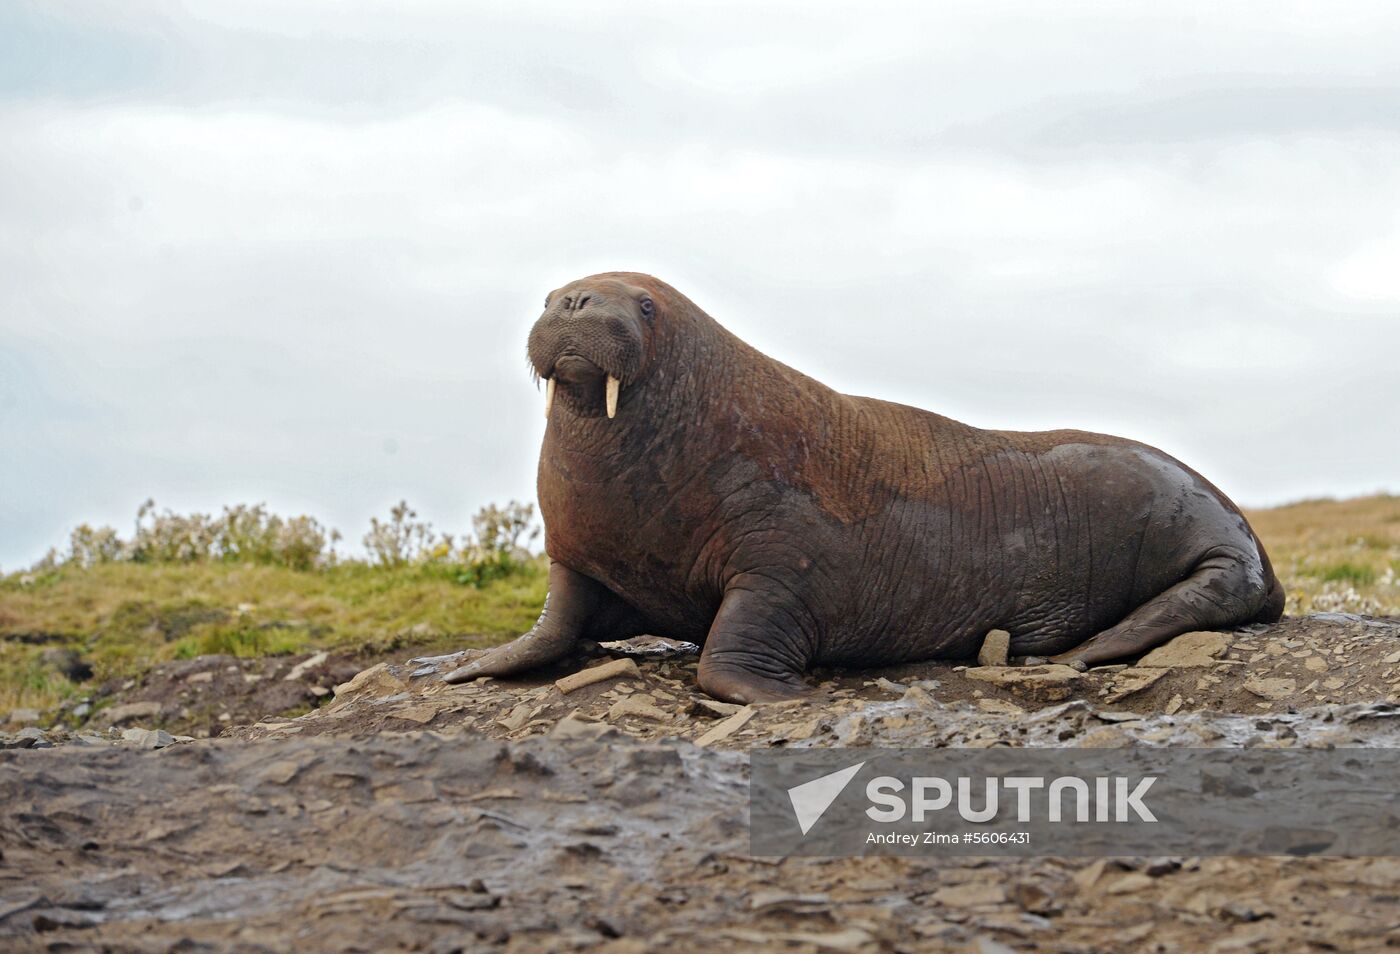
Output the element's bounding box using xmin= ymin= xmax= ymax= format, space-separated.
xmin=0 ymin=559 xmax=547 ymax=712
xmin=3 ymin=494 xmax=1398 ymax=715
xmin=1245 ymin=494 xmax=1400 ymax=617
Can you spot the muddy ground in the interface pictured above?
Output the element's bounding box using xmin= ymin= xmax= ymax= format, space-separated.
xmin=4 ymin=613 xmax=1400 ymax=952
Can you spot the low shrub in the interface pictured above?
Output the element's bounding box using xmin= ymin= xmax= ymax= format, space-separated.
xmin=23 ymin=499 xmax=539 ymax=581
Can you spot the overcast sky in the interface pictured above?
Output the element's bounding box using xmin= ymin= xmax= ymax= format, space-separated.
xmin=2 ymin=1 xmax=1398 ymax=569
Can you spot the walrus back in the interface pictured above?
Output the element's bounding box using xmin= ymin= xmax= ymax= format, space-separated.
xmin=804 ymin=395 xmax=1282 ymax=656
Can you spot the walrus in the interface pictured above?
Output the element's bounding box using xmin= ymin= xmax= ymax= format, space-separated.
xmin=444 ymin=273 xmax=1285 ymax=703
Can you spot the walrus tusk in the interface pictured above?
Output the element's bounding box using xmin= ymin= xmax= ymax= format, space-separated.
xmin=544 ymin=378 xmax=555 ymax=419
xmin=606 ymin=375 xmax=619 ymax=419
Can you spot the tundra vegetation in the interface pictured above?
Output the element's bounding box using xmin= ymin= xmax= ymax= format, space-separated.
xmin=1246 ymin=494 xmax=1400 ymax=616
xmin=1 ymin=495 xmax=1396 ymax=714
xmin=0 ymin=500 xmax=544 ymax=712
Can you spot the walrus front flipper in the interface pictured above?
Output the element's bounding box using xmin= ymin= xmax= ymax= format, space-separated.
xmin=443 ymin=562 xmax=618 ymax=683
xmin=1050 ymin=545 xmax=1275 ymax=668
xmin=696 ymin=581 xmax=813 ymax=704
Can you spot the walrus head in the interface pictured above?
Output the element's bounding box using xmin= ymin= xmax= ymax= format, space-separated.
xmin=528 ymin=274 xmax=660 ymax=421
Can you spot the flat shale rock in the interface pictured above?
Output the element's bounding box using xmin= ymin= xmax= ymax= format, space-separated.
xmin=965 ymin=664 xmax=1084 ymax=700
xmin=1138 ymin=631 xmax=1232 ymax=667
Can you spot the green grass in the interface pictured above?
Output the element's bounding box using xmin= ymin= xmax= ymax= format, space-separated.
xmin=0 ymin=559 xmax=546 ymax=713
xmin=1317 ymin=561 xmax=1378 ymax=587
xmin=7 ymin=493 xmax=1398 ymax=717
xmin=1244 ymin=494 xmax=1400 ymax=617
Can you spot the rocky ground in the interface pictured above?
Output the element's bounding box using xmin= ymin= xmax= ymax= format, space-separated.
xmin=4 ymin=613 xmax=1400 ymax=952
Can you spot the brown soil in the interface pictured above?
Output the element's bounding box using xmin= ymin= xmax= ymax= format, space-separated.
xmin=32 ymin=650 xmax=395 ymax=739
xmin=240 ymin=613 xmax=1400 ymax=747
xmin=4 ymin=614 xmax=1400 ymax=952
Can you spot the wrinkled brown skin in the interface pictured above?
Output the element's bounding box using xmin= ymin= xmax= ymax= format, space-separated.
xmin=444 ymin=273 xmax=1285 ymax=704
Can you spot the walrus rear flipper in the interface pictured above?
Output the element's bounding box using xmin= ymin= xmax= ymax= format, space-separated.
xmin=1050 ymin=546 xmax=1276 ymax=667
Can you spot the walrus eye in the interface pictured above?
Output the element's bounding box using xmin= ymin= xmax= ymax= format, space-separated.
xmin=639 ymin=297 xmax=654 ymax=321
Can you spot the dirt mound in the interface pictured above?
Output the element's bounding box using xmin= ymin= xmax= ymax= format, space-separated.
xmin=223 ymin=613 xmax=1400 ymax=750
xmin=4 ymin=614 xmax=1400 ymax=952
xmin=25 ymin=651 xmax=367 ymax=740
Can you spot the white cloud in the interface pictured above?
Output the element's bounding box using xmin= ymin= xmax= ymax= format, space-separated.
xmin=1330 ymin=225 xmax=1400 ymax=300
xmin=2 ymin=1 xmax=1399 ymax=567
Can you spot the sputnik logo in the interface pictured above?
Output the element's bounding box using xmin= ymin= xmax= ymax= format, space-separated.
xmin=787 ymin=761 xmax=867 ymax=835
